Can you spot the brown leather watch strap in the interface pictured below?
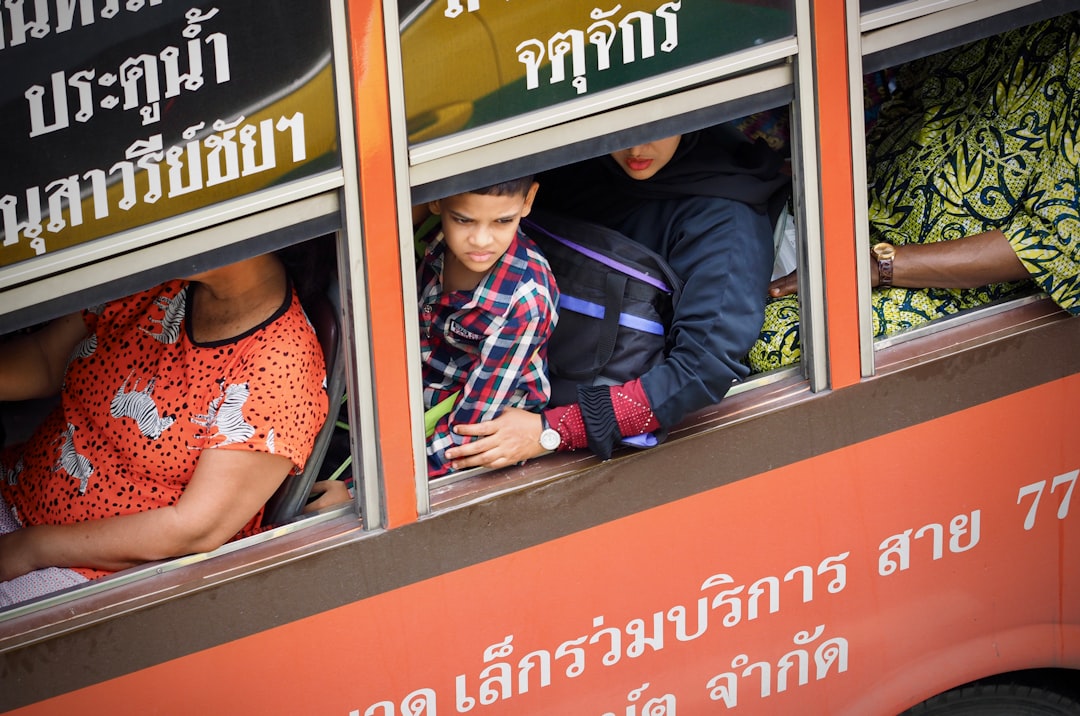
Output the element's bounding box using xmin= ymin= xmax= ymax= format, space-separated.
xmin=872 ymin=242 xmax=895 ymax=289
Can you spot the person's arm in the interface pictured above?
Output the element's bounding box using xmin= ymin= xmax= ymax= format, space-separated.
xmin=446 ymin=405 xmax=547 ymax=470
xmin=0 ymin=312 xmax=87 ymax=401
xmin=302 ymin=479 xmax=353 ymax=513
xmin=769 ymin=229 xmax=1029 ymax=297
xmin=767 ymin=271 xmax=798 ymax=298
xmin=633 ymin=199 xmax=773 ymax=430
xmin=879 ymin=229 xmax=1028 ymax=288
xmin=0 ymin=449 xmax=293 ymax=580
xmin=447 ymin=378 xmax=657 ymax=467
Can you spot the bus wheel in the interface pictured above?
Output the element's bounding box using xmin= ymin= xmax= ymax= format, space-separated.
xmin=902 ymin=682 xmax=1080 ymax=715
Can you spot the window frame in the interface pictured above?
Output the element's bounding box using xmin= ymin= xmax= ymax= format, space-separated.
xmin=0 ymin=0 xmax=378 ymax=622
xmin=384 ymin=0 xmax=830 ymax=514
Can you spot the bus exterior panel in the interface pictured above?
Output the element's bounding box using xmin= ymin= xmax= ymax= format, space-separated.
xmin=3 ymin=305 xmax=1078 ymax=714
xmin=2 ymin=0 xmax=1079 ymax=713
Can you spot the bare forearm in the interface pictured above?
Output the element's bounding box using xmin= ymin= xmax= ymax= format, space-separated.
xmin=0 ymin=430 xmax=294 ymax=581
xmin=885 ymin=230 xmax=1029 ymax=289
xmin=9 ymin=507 xmax=231 ymax=576
xmin=772 ymin=230 xmax=1030 ymax=299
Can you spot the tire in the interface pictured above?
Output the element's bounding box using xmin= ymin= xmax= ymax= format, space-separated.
xmin=901 ymin=682 xmax=1080 ymax=715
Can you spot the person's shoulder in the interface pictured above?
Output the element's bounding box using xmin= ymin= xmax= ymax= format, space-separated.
xmin=666 ymin=193 xmax=762 ymax=229
xmin=511 ymin=230 xmax=555 ymax=276
xmin=508 ymin=232 xmax=557 ymax=296
xmin=96 ymin=279 xmax=187 ymax=328
xmin=255 ymin=289 xmax=323 ymax=352
xmin=236 ymin=294 xmax=327 ymax=393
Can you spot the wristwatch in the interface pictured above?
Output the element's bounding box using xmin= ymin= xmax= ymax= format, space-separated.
xmin=539 ymin=415 xmax=561 ymax=452
xmin=871 ymin=242 xmax=896 ymax=289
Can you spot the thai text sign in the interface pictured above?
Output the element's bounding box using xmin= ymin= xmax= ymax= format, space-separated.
xmin=399 ymin=0 xmax=794 ymax=143
xmin=0 ymin=0 xmax=338 ymax=269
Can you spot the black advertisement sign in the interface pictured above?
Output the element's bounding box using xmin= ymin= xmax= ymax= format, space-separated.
xmin=0 ymin=1 xmax=339 ymax=269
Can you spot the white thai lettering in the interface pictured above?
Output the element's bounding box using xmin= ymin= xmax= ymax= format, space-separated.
xmin=516 ymin=1 xmax=682 ymax=96
xmin=16 ymin=7 xmax=228 ymax=137
xmin=0 ymin=113 xmax=307 ymax=253
xmin=0 ymin=0 xmax=165 ymax=52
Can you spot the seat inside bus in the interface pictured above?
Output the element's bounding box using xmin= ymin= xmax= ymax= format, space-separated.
xmin=263 ymin=282 xmax=348 ymax=525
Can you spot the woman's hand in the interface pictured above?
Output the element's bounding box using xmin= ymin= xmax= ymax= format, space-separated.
xmin=0 ymin=529 xmax=39 ymax=582
xmin=302 ymin=480 xmax=352 ymax=513
xmin=446 ymin=407 xmax=546 ymax=470
xmin=768 ymin=270 xmax=798 ymax=297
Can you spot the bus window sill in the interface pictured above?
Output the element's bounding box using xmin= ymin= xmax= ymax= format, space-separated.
xmin=428 ymin=367 xmax=811 ymax=512
xmin=0 ymin=505 xmax=366 ymax=647
xmin=873 ymin=295 xmax=1070 ymax=376
xmin=428 ymin=296 xmax=1076 ymax=514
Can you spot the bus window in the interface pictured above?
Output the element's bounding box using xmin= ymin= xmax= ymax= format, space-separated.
xmin=417 ymin=114 xmax=799 ymax=495
xmin=0 ymin=232 xmax=355 ymax=611
xmin=861 ymin=16 xmax=1078 ymax=344
xmin=752 ymin=16 xmax=1079 ymax=372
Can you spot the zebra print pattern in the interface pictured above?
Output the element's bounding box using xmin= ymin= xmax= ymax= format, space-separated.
xmin=2 ymin=456 xmax=23 ymax=487
xmin=140 ymin=288 xmax=187 ymax=344
xmin=192 ymin=381 xmax=256 ymax=446
xmin=52 ymin=423 xmax=94 ymax=494
xmin=110 ymin=373 xmax=176 ymax=439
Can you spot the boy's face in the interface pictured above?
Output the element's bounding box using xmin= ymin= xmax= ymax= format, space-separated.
xmin=610 ymin=135 xmax=682 ymax=180
xmin=429 ymin=183 xmax=539 ymax=283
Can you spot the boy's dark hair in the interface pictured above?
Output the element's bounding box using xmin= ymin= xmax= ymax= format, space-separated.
xmin=469 ymin=176 xmax=535 ymax=198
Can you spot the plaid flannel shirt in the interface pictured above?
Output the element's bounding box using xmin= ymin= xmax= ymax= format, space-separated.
xmin=419 ymin=228 xmax=558 ymax=477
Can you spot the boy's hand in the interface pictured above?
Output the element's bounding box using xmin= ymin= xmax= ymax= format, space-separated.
xmin=448 ymin=408 xmax=546 ymax=470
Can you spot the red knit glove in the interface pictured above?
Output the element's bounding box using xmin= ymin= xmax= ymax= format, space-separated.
xmin=610 ymin=378 xmax=660 ymax=438
xmin=543 ymin=379 xmax=660 ymax=452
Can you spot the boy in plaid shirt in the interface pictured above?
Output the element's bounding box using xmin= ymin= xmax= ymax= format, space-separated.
xmin=416 ymin=177 xmax=559 ymax=477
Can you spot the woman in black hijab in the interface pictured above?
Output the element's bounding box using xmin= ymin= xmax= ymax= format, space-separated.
xmin=445 ymin=128 xmax=789 ymax=466
xmin=539 ymin=127 xmax=788 ymax=226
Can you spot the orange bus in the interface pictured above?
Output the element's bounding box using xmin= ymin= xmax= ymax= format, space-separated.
xmin=2 ymin=0 xmax=1079 ymax=713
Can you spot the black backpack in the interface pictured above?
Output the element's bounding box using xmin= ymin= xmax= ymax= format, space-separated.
xmin=523 ymin=209 xmax=682 ymax=410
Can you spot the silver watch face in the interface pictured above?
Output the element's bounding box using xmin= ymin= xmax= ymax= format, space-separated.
xmin=540 ymin=428 xmax=561 ymax=451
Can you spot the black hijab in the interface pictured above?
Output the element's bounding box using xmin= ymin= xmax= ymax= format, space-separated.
xmin=535 ymin=127 xmax=791 ymax=226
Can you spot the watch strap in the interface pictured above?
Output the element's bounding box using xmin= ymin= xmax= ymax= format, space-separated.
xmin=873 ymin=243 xmax=895 ymax=289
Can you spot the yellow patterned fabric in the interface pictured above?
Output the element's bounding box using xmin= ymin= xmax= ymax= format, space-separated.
xmin=750 ymin=15 xmax=1080 ymax=373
